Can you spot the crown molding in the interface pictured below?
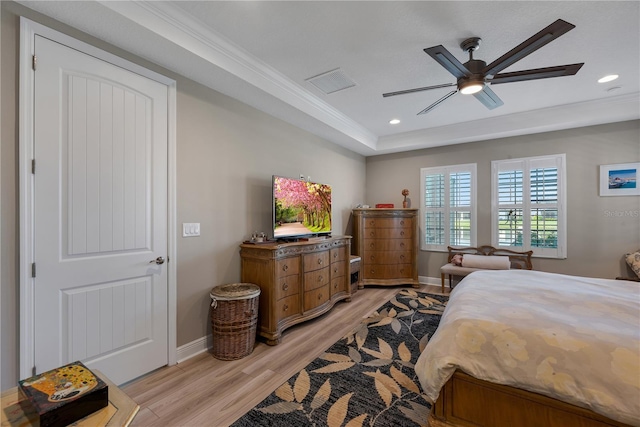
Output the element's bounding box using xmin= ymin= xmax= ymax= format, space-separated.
xmin=376 ymin=93 xmax=640 ymax=154
xmin=97 ymin=0 xmax=378 ymax=151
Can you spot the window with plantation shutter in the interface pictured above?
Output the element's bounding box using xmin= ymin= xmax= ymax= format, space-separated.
xmin=491 ymin=154 xmax=566 ymax=258
xmin=420 ymin=164 xmax=476 ymax=251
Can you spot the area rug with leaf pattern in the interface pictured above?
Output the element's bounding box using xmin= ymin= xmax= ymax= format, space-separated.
xmin=231 ymin=289 xmax=448 ymax=427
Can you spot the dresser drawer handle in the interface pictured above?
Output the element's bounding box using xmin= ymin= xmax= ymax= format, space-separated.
xmin=369 ymin=231 xmax=375 ymax=237
xmin=318 ymin=275 xmax=323 ymax=282
xmin=282 ymin=283 xmax=289 ymax=291
xmin=400 ymin=255 xmax=405 ymax=260
xmin=400 ymin=231 xmax=405 ymax=236
xmin=400 ymin=242 xmax=405 ymax=248
xmin=334 ymin=268 xmax=338 ymax=273
xmin=369 ymin=255 xmax=375 ymax=261
xmin=283 ymin=304 xmax=289 ymax=311
xmin=369 ymin=220 xmax=375 ymax=226
xmin=333 ymin=252 xmax=338 ymax=259
xmin=318 ymin=258 xmax=324 ymax=265
xmin=334 ymin=283 xmax=337 ymax=289
xmin=318 ymin=293 xmax=323 ymax=300
xmin=282 ymin=265 xmax=288 ymax=272
xmin=370 ymin=269 xmax=375 ymax=274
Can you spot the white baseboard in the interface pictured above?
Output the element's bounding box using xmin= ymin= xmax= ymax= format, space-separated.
xmin=419 ymin=275 xmax=441 ymax=286
xmin=176 ymin=334 xmax=212 ymax=363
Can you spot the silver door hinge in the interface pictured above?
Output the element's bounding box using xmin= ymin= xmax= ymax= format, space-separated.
xmin=32 ymin=55 xmax=37 ymax=71
xmin=32 ymin=159 xmax=35 ymax=174
xmin=31 ymin=263 xmax=36 ymax=278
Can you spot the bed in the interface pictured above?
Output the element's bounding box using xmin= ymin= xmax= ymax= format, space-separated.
xmin=415 ymin=270 xmax=639 ymax=427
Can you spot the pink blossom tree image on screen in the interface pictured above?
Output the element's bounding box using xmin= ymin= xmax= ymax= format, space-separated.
xmin=274 ymin=177 xmax=331 ymax=237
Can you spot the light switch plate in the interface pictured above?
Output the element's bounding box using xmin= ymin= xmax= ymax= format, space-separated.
xmin=183 ymin=223 xmax=200 ymax=237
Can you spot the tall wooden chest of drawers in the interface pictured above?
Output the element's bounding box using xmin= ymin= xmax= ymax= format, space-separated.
xmin=240 ymin=236 xmax=351 ymax=345
xmin=352 ymin=208 xmax=419 ymax=288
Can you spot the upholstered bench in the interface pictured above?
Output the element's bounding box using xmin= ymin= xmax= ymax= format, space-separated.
xmin=440 ymin=245 xmax=533 ymax=292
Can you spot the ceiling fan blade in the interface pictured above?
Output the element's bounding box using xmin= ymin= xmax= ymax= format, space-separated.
xmin=483 ymin=19 xmax=576 ymax=77
xmin=473 ymin=86 xmax=504 ymax=110
xmin=383 ymin=82 xmax=456 ymax=97
xmin=490 ymin=63 xmax=584 ymax=85
xmin=424 ymin=45 xmax=471 ymax=79
xmin=417 ymin=90 xmax=458 ymax=115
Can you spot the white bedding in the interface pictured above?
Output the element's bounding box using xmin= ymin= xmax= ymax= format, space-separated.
xmin=415 ymin=270 xmax=640 ymax=426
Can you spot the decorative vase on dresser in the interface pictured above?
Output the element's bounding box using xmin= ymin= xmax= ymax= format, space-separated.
xmin=352 ymin=208 xmax=419 ymax=288
xmin=239 ymin=236 xmax=351 ymax=345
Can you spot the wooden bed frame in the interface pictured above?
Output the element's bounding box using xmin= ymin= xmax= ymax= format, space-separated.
xmin=428 ymin=371 xmax=632 ymax=427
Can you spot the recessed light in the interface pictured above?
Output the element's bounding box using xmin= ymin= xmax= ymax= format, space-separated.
xmin=389 ymin=119 xmax=401 ymax=125
xmin=598 ymin=74 xmax=619 ymax=83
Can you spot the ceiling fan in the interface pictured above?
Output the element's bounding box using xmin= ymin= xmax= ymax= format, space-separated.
xmin=383 ymin=19 xmax=584 ymax=115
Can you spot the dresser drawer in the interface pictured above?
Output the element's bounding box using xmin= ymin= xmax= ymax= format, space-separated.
xmin=363 ymin=217 xmax=413 ymax=229
xmin=304 ymin=284 xmax=330 ymax=311
xmin=330 ymin=247 xmax=347 ymax=263
xmin=275 ymin=275 xmax=300 ymax=300
xmin=276 ymin=258 xmax=300 ymax=276
xmin=330 ymin=275 xmax=347 ymax=296
xmin=277 ymin=294 xmax=300 ymax=320
xmin=303 ymin=251 xmax=330 ymax=272
xmin=303 ymin=266 xmax=330 ymax=292
xmin=363 ymin=238 xmax=412 ymax=252
xmin=364 ymin=228 xmax=413 ymax=239
xmin=362 ymin=250 xmax=413 ymax=265
xmin=331 ymin=262 xmax=346 ymax=277
xmin=364 ymin=263 xmax=414 ymax=280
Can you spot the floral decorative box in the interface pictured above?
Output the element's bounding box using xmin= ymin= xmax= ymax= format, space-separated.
xmin=18 ymin=361 xmax=108 ymax=427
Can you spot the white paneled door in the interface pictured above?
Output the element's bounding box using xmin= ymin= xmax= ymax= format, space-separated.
xmin=33 ymin=35 xmax=169 ymax=384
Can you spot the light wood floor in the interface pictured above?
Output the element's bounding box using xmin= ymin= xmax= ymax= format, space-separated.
xmin=122 ymin=283 xmax=447 ymax=427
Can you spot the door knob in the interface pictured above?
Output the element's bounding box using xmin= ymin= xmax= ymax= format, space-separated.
xmin=150 ymin=257 xmax=165 ymax=265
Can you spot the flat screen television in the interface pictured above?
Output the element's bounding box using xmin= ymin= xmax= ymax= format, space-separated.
xmin=273 ymin=175 xmax=332 ymax=240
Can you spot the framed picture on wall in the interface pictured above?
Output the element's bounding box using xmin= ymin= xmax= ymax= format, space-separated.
xmin=599 ymin=162 xmax=640 ymax=196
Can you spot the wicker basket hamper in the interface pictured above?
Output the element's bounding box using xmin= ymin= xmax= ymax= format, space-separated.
xmin=210 ymin=283 xmax=261 ymax=360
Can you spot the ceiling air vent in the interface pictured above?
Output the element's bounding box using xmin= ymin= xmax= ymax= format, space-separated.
xmin=306 ymin=68 xmax=356 ymax=94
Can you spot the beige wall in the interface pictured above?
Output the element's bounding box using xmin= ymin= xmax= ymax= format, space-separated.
xmin=0 ymin=3 xmax=366 ymax=389
xmin=174 ymin=81 xmax=366 ymax=347
xmin=366 ymin=120 xmax=640 ymax=280
xmin=1 ymin=3 xmax=19 ymax=391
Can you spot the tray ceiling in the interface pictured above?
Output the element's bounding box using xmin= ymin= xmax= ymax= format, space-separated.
xmin=15 ymin=1 xmax=640 ymax=156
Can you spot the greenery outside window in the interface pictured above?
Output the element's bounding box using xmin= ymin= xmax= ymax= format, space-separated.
xmin=420 ymin=164 xmax=477 ymax=251
xmin=491 ymin=154 xmax=566 ymax=258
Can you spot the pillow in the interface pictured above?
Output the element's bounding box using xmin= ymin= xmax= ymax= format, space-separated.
xmin=462 ymin=254 xmax=511 ymax=270
xmin=451 ymin=254 xmax=463 ymax=266
xmin=625 ymin=251 xmax=640 ymax=279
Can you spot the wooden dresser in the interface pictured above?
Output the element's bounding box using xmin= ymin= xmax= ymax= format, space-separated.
xmin=352 ymin=208 xmax=419 ymax=288
xmin=240 ymin=236 xmax=351 ymax=345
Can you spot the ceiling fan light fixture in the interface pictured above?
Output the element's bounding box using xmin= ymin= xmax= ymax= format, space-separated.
xmin=459 ymin=80 xmax=485 ymax=95
xmin=383 ymin=19 xmax=582 ymax=115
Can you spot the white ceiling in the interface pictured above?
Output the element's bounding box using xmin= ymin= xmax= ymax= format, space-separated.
xmin=17 ymin=1 xmax=640 ymax=156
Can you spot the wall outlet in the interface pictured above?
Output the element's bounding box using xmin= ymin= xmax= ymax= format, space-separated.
xmin=299 ymin=174 xmax=305 ymax=180
xmin=183 ymin=223 xmax=200 ymax=237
